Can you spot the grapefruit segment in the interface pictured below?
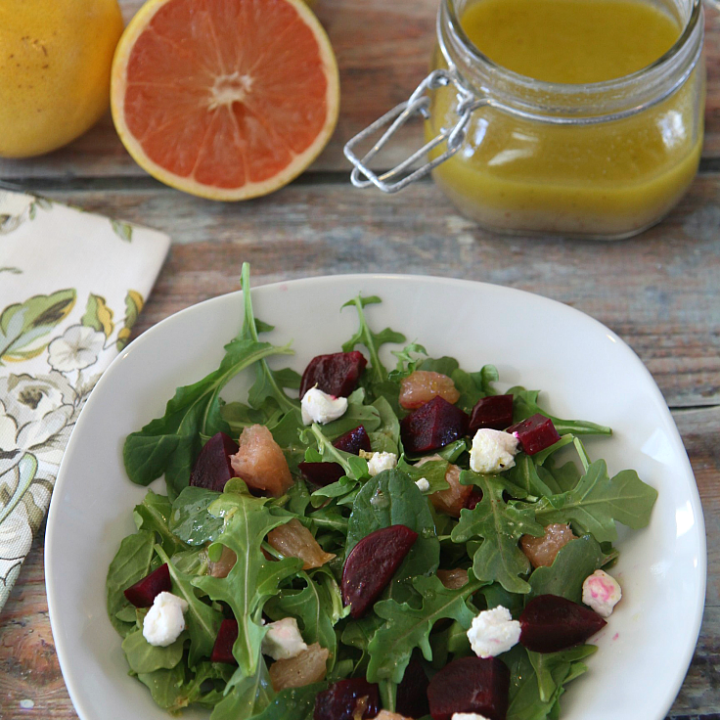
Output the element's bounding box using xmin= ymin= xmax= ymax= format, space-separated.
xmin=111 ymin=0 xmax=339 ymax=200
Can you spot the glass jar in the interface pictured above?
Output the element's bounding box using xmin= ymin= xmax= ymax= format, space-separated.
xmin=345 ymin=0 xmax=705 ymax=240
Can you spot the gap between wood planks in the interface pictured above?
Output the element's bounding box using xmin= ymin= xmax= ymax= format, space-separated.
xmin=3 ymin=155 xmax=720 ymax=192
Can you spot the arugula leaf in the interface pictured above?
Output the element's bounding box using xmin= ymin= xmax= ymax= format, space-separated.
xmin=304 ymin=423 xmax=369 ymax=481
xmin=239 ymin=264 xmax=300 ymax=418
xmin=542 ymin=460 xmax=582 ymax=493
xmin=367 ymin=575 xmax=481 ymax=683
xmin=342 ymin=295 xmax=406 ymax=385
xmin=192 ymin=493 xmax=301 ymax=676
xmin=397 ymin=455 xmax=450 ymax=494
xmin=169 ymin=486 xmax=224 ymax=546
xmin=156 ymin=545 xmax=223 ymax=667
xmin=451 ymin=364 xmax=500 ymax=413
xmin=134 ymin=490 xmax=186 ymax=556
xmin=106 ymin=530 xmax=155 ymax=636
xmin=346 ymin=469 xmax=440 ymax=599
xmin=452 ymin=472 xmax=544 ymax=594
xmin=418 ymin=356 xmax=459 ymax=376
xmin=390 ymin=342 xmax=428 ymax=379
xmin=527 ymin=645 xmax=597 ymax=705
xmin=121 ymin=629 xmax=185 ymax=673
xmin=340 ymin=614 xmax=384 ymax=674
xmin=310 ymin=475 xmax=361 ymax=508
xmin=220 ymin=401 xmax=266 ymax=434
xmin=136 ymin=665 xmax=188 ymax=713
xmin=534 ymin=460 xmax=658 ymax=542
xmin=321 ymin=388 xmax=382 ymax=439
xmin=505 ymin=455 xmax=556 ymax=498
xmin=527 ymin=535 xmax=604 ymax=603
xmin=210 ymin=660 xmax=273 ymax=720
xmin=265 ymin=570 xmax=346 ymax=670
xmin=367 ymin=395 xmax=401 ymax=454
xmin=123 ymin=337 xmax=294 ymax=499
xmin=252 ymin=683 xmax=328 ymax=720
xmin=509 ymin=386 xmax=612 ymax=437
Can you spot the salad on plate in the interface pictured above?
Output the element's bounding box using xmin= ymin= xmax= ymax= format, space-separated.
xmin=106 ymin=265 xmax=658 ymax=720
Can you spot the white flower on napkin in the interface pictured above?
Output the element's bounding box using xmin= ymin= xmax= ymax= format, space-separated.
xmin=48 ymin=325 xmax=106 ymax=372
xmin=0 ymin=373 xmax=76 ymax=476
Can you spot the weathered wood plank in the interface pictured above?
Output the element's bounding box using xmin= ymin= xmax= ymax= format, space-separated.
xmin=0 ymin=1 xmax=718 ymax=179
xmin=0 ymin=406 xmax=716 ymax=720
xmin=17 ymin=176 xmax=719 ymax=409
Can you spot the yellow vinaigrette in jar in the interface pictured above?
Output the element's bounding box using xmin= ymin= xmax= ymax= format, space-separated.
xmin=428 ymin=0 xmax=705 ymax=238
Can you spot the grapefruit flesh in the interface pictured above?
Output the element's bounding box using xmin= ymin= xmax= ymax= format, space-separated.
xmin=111 ymin=0 xmax=339 ymax=199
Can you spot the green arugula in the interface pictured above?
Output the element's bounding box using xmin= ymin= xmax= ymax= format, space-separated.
xmin=252 ymin=684 xmax=328 ymax=720
xmin=509 ymin=386 xmax=612 ymax=437
xmin=121 ymin=629 xmax=185 ymax=674
xmin=210 ymin=661 xmax=274 ymax=720
xmin=168 ymin=486 xmax=225 ymax=546
xmin=265 ymin=570 xmax=347 ymax=671
xmin=342 ymin=295 xmax=406 ymax=385
xmin=535 ymin=460 xmax=658 ymax=542
xmin=123 ymin=336 xmax=293 ymax=499
xmin=366 ymin=574 xmax=482 ymax=683
xmin=346 ymin=469 xmax=440 ymax=600
xmin=106 ymin=530 xmax=155 ymax=636
xmin=156 ymin=545 xmax=223 ymax=667
xmin=527 ymin=535 xmax=604 ymax=603
xmin=506 ymin=644 xmax=596 ymax=720
xmin=452 ymin=472 xmax=544 ymax=593
xmin=133 ymin=490 xmax=186 ymax=556
xmin=192 ymin=493 xmax=302 ymax=676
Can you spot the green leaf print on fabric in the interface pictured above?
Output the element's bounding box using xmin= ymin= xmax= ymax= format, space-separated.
xmin=117 ymin=290 xmax=144 ymax=351
xmin=0 ymin=289 xmax=77 ymax=364
xmin=82 ymin=294 xmax=115 ymax=338
xmin=111 ymin=219 xmax=134 ymax=243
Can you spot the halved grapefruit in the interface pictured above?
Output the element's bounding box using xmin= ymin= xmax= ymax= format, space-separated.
xmin=111 ymin=0 xmax=339 ymax=200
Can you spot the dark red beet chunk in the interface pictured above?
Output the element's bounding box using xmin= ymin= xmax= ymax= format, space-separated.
xmin=123 ymin=563 xmax=172 ymax=608
xmin=396 ymin=658 xmax=430 ymax=718
xmin=507 ymin=414 xmax=561 ymax=455
xmin=300 ymin=351 xmax=368 ymax=398
xmin=298 ymin=461 xmax=345 ymax=487
xmin=465 ymin=488 xmax=483 ymax=511
xmin=189 ymin=431 xmax=239 ymax=492
xmin=333 ymin=425 xmax=371 ymax=454
xmin=469 ymin=394 xmax=514 ymax=432
xmin=400 ymin=396 xmax=469 ymax=453
xmin=314 ymin=678 xmax=380 ymax=720
xmin=342 ymin=525 xmax=418 ymax=618
xmin=428 ymin=656 xmax=510 ymax=720
xmin=519 ymin=594 xmax=606 ymax=653
xmin=211 ymin=619 xmax=238 ymax=664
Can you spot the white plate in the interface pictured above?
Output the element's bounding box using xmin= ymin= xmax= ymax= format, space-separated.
xmin=46 ymin=275 xmax=706 ymax=720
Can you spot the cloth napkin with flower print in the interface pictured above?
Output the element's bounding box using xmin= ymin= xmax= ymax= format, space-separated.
xmin=0 ymin=189 xmax=170 ymax=611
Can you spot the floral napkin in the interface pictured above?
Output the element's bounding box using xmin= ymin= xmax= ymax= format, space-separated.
xmin=0 ymin=190 xmax=170 ymax=611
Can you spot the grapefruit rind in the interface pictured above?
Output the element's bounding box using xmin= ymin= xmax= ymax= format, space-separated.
xmin=110 ymin=0 xmax=340 ymax=201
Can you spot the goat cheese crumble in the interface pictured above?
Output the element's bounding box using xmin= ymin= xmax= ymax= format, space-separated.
xmin=301 ymin=387 xmax=348 ymax=425
xmin=359 ymin=450 xmax=398 ymax=476
xmin=452 ymin=714 xmax=492 ymax=720
xmin=261 ymin=617 xmax=308 ymax=660
xmin=143 ymin=592 xmax=188 ymax=647
xmin=582 ymin=569 xmax=622 ymax=618
xmin=415 ymin=477 xmax=430 ymax=492
xmin=467 ymin=605 xmax=521 ymax=658
xmin=469 ymin=429 xmax=519 ymax=474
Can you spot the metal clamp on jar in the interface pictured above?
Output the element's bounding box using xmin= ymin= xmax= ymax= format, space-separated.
xmin=344 ymin=0 xmax=705 ymax=240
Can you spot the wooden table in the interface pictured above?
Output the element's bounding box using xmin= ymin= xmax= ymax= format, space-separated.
xmin=1 ymin=0 xmax=718 ymax=717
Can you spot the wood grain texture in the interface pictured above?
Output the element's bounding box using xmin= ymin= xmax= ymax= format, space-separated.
xmin=0 ymin=1 xmax=718 ymax=179
xmin=21 ymin=178 xmax=720 ymax=410
xmin=0 ymin=405 xmax=716 ymax=720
